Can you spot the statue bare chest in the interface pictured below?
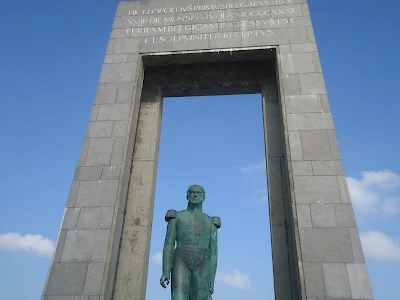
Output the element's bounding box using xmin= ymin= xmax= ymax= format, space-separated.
xmin=175 ymin=211 xmax=212 ymax=249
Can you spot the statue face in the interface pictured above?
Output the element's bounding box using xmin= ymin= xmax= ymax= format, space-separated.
xmin=186 ymin=185 xmax=205 ymax=204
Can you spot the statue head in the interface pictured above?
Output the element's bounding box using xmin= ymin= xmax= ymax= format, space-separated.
xmin=186 ymin=185 xmax=205 ymax=205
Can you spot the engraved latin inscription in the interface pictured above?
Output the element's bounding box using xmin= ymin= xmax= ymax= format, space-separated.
xmin=128 ymin=0 xmax=295 ymax=15
xmin=123 ymin=1 xmax=303 ymax=43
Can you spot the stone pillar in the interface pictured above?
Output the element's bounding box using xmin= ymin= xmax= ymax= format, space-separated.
xmin=262 ymin=79 xmax=301 ymax=300
xmin=41 ymin=25 xmax=145 ymax=300
xmin=278 ymin=43 xmax=374 ymax=299
xmin=113 ymin=83 xmax=163 ymax=300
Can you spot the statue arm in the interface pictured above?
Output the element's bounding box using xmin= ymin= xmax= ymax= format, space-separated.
xmin=210 ymin=217 xmax=221 ymax=295
xmin=161 ymin=210 xmax=177 ymax=284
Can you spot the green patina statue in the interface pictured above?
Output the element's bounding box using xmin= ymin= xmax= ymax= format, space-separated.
xmin=160 ymin=185 xmax=221 ymax=300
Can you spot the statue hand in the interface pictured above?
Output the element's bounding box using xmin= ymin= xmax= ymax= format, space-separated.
xmin=160 ymin=274 xmax=170 ymax=288
xmin=209 ymin=284 xmax=214 ymax=295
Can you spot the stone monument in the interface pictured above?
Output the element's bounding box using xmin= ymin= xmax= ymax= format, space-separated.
xmin=160 ymin=185 xmax=220 ymax=300
xmin=41 ymin=1 xmax=374 ymax=300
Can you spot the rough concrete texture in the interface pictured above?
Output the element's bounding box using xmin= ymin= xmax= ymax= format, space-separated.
xmin=42 ymin=0 xmax=373 ymax=299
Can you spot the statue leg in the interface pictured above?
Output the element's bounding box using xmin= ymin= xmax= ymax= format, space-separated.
xmin=171 ymin=250 xmax=191 ymax=300
xmin=191 ymin=253 xmax=211 ymax=300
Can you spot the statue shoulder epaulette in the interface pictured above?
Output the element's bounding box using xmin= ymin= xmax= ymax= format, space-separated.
xmin=165 ymin=209 xmax=177 ymax=222
xmin=211 ymin=216 xmax=221 ymax=229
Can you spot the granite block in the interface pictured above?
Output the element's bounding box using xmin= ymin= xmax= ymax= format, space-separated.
xmin=74 ymin=166 xmax=102 ymax=181
xmin=297 ymin=204 xmax=312 ymax=227
xmin=101 ymin=165 xmax=121 ymax=180
xmin=83 ymin=263 xmax=105 ymax=295
xmin=44 ymin=263 xmax=88 ymax=296
xmin=300 ymin=228 xmax=354 ymax=263
xmin=61 ymin=208 xmax=80 ymax=230
xmin=303 ymin=263 xmax=326 ymax=298
xmin=349 ymin=228 xmax=366 ymax=263
xmin=292 ymin=161 xmax=313 ymax=176
xmin=285 ymin=95 xmax=322 ymax=114
xmin=346 ymin=263 xmax=374 ymax=299
xmin=104 ymin=54 xmax=128 ymax=64
xmin=94 ymin=83 xmax=118 ymax=104
xmin=112 ymin=120 xmax=129 ymax=137
xmin=86 ymin=121 xmax=114 ymax=138
xmin=280 ymin=52 xmax=320 ymax=74
xmin=77 ymin=208 xmax=102 ymax=230
xmin=299 ymin=73 xmax=326 ymax=94
xmin=291 ymin=42 xmax=317 ymax=53
xmin=281 ymin=74 xmax=301 ymax=96
xmin=302 ymin=113 xmax=334 ymax=130
xmin=116 ymin=82 xmax=135 ymax=103
xmin=288 ymin=131 xmax=303 ymax=161
xmin=99 ymin=63 xmax=137 ymax=83
xmin=301 ymin=130 xmax=331 ymax=160
xmin=323 ymin=263 xmax=351 ymax=298
xmin=311 ymin=204 xmax=336 ymax=227
xmin=328 ymin=130 xmax=341 ymax=160
xmin=294 ymin=176 xmax=341 ymax=204
xmin=97 ymin=104 xmax=131 ymax=121
xmin=335 ymin=204 xmax=357 ymax=227
xmin=113 ymin=38 xmax=141 ymax=54
xmin=287 ymin=113 xmax=304 ymax=131
xmin=61 ymin=230 xmax=110 ymax=263
xmin=312 ymin=161 xmax=344 ymax=176
xmin=75 ymin=180 xmax=119 ymax=207
xmin=66 ymin=181 xmax=79 ymax=207
xmin=85 ymin=138 xmax=114 ymax=166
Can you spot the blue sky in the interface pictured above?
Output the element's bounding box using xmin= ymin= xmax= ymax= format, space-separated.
xmin=0 ymin=0 xmax=399 ymax=299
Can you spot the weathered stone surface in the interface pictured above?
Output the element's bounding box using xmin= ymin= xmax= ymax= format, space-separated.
xmin=44 ymin=263 xmax=88 ymax=296
xmin=335 ymin=204 xmax=357 ymax=228
xmin=300 ymin=130 xmax=332 ymax=160
xmin=297 ymin=204 xmax=312 ymax=228
xmin=312 ymin=160 xmax=344 ymax=176
xmin=349 ymin=228 xmax=366 ymax=263
xmin=294 ymin=176 xmax=341 ymax=204
xmin=310 ymin=204 xmax=336 ymax=227
xmin=74 ymin=166 xmax=102 ymax=181
xmin=83 ymin=263 xmax=105 ymax=295
xmin=75 ymin=180 xmax=119 ymax=207
xmin=61 ymin=230 xmax=110 ymax=262
xmin=77 ymin=208 xmax=102 ymax=230
xmin=288 ymin=131 xmax=303 ymax=161
xmin=303 ymin=263 xmax=326 ymax=298
xmin=300 ymin=228 xmax=354 ymax=263
xmin=285 ymin=95 xmax=322 ymax=114
xmin=86 ymin=121 xmax=114 ymax=138
xmin=85 ymin=138 xmax=114 ymax=166
xmin=292 ymin=161 xmax=312 ymax=176
xmin=61 ymin=208 xmax=80 ymax=230
xmin=323 ymin=263 xmax=351 ymax=298
xmin=346 ymin=264 xmax=374 ymax=299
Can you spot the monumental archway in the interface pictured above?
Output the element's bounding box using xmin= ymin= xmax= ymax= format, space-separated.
xmin=42 ymin=1 xmax=374 ymax=300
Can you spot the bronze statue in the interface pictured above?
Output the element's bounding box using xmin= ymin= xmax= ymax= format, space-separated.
xmin=160 ymin=185 xmax=221 ymax=300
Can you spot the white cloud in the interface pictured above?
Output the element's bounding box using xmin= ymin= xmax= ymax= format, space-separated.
xmin=150 ymin=252 xmax=163 ymax=264
xmin=240 ymin=159 xmax=266 ymax=174
xmin=360 ymin=231 xmax=400 ymax=261
xmin=0 ymin=233 xmax=54 ymax=257
xmin=347 ymin=177 xmax=380 ymax=214
xmin=217 ymin=270 xmax=251 ymax=289
xmin=347 ymin=170 xmax=400 ymax=216
xmin=382 ymin=198 xmax=400 ymax=215
xmin=361 ymin=170 xmax=400 ymax=190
